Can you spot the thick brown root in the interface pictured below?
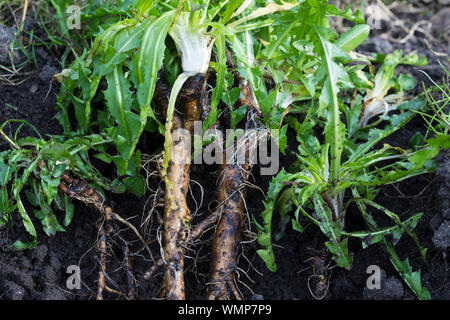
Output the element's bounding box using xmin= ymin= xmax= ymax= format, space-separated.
xmin=161 ymin=75 xmax=204 ymax=300
xmin=162 ymin=114 xmax=190 ymax=299
xmin=205 ymin=72 xmax=261 ymax=300
xmin=206 ymin=163 xmax=249 ymax=300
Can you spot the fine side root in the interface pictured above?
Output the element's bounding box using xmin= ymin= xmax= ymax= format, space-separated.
xmin=140 ymin=153 xmax=164 ymax=236
xmin=122 ymin=240 xmax=136 ymax=300
xmin=304 ymin=249 xmax=332 ymax=300
xmin=143 ymin=209 xmax=221 ymax=280
xmin=96 ymin=215 xmax=109 ymax=300
xmin=57 ymin=172 xmax=144 ymax=300
xmin=59 ymin=173 xmax=154 ymax=263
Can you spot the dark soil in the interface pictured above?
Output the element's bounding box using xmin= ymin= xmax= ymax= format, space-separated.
xmin=0 ymin=1 xmax=449 ymax=300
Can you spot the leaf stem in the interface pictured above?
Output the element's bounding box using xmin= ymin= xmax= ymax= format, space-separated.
xmin=0 ymin=128 xmax=20 ymax=149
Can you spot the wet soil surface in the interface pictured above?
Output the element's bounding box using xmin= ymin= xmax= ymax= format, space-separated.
xmin=0 ymin=1 xmax=449 ymax=300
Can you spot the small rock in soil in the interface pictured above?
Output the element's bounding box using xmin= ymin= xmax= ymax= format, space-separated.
xmin=251 ymin=294 xmax=264 ymax=300
xmin=35 ymin=46 xmax=48 ymax=60
xmin=361 ymin=36 xmax=394 ymax=55
xmin=432 ymin=221 xmax=450 ymax=251
xmin=2 ymin=280 xmax=25 ymax=300
xmin=31 ymin=244 xmax=48 ymax=263
xmin=430 ymin=7 xmax=450 ymax=37
xmin=29 ymin=84 xmax=38 ymax=94
xmin=430 ymin=214 xmax=442 ymax=232
xmin=363 ymin=270 xmax=404 ymax=300
xmin=20 ymin=256 xmax=32 ymax=270
xmin=0 ymin=25 xmax=24 ymax=65
xmin=39 ymin=64 xmax=59 ymax=82
xmin=49 ymin=256 xmax=61 ymax=271
xmin=443 ymin=208 xmax=450 ymax=220
xmin=43 ymin=266 xmax=58 ymax=283
xmin=434 ymin=150 xmax=450 ymax=254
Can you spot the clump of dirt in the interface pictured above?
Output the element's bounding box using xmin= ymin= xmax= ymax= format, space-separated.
xmin=0 ymin=25 xmax=24 ymax=65
xmin=0 ymin=46 xmax=60 ymax=150
xmin=433 ymin=150 xmax=450 ymax=253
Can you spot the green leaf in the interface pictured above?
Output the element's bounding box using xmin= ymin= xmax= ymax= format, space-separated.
xmin=12 ymin=240 xmax=38 ymax=250
xmin=33 ymin=183 xmax=65 ymax=237
xmin=408 ymin=132 xmax=425 ymax=148
xmin=256 ymin=249 xmax=277 ymax=273
xmin=112 ymin=155 xmax=128 ymax=176
xmin=222 ymin=87 xmax=241 ymax=107
xmin=316 ymin=26 xmax=350 ymax=183
xmin=230 ymin=104 xmax=247 ymax=128
xmin=96 ymin=20 xmax=142 ymax=76
xmin=11 ymin=156 xmax=40 ymax=243
xmin=205 ymin=33 xmax=226 ymax=130
xmin=64 ymin=196 xmax=75 ymax=227
xmin=94 ymin=152 xmax=113 ymax=164
xmin=385 ymin=242 xmax=431 ymax=300
xmin=262 ymin=18 xmax=298 ymax=61
xmin=272 ymin=125 xmax=288 ymax=154
xmin=335 ymin=24 xmax=370 ymax=51
xmin=313 ymin=193 xmax=352 ymax=269
xmin=39 ymin=166 xmax=61 ymax=205
xmin=15 ymin=196 xmax=37 ymax=243
xmin=343 ymin=213 xmax=424 ymax=248
xmin=135 ymin=10 xmax=175 ymax=134
xmin=104 ymin=65 xmax=135 ymax=143
xmin=325 ymin=238 xmax=352 ymax=268
xmin=397 ymin=74 xmax=417 ymax=91
xmin=256 ymin=170 xmax=290 ymax=272
xmin=291 ymin=218 xmax=304 ymax=233
xmin=259 ymin=90 xmax=276 ymax=118
xmin=427 ymin=133 xmax=450 ymax=150
xmin=123 ymin=174 xmax=146 ymax=197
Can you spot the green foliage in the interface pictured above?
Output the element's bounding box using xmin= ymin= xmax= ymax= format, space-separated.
xmin=353 ymin=189 xmax=431 ymax=300
xmin=418 ymin=63 xmax=450 ymax=140
xmin=56 ymin=0 xmax=303 ymax=193
xmin=3 ymin=1 xmax=310 ymax=249
xmin=358 ymin=50 xmax=429 ymax=127
xmin=56 ymin=8 xmax=174 ymax=189
xmin=2 ymin=0 xmax=445 ymax=300
xmin=252 ymin=1 xmax=447 ymax=300
xmin=254 ymin=170 xmax=290 ymax=272
xmin=0 ymin=127 xmax=115 ymax=249
xmin=47 ymin=0 xmax=147 ymax=54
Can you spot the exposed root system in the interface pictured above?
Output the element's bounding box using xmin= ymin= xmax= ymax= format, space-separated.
xmin=206 ymin=163 xmax=249 ymax=300
xmin=161 ymin=74 xmax=204 ymax=299
xmin=56 ymin=172 xmax=145 ymax=300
